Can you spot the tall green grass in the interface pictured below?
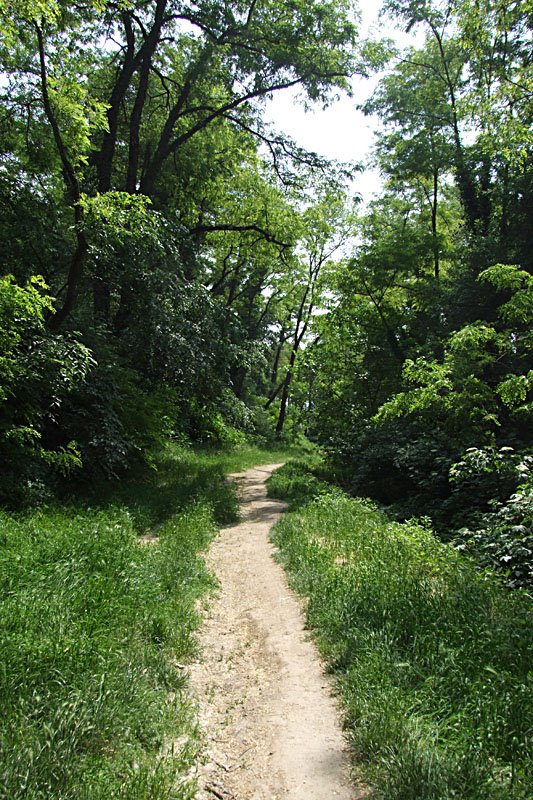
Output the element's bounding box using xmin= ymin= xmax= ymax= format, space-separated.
xmin=0 ymin=443 xmax=291 ymax=799
xmin=268 ymin=461 xmax=533 ymax=800
xmin=0 ymin=504 xmax=211 ymax=799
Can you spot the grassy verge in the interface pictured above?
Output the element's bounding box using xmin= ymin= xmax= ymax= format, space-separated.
xmin=268 ymin=460 xmax=533 ymax=800
xmin=0 ymin=443 xmax=291 ymax=800
xmin=76 ymin=442 xmax=300 ymax=531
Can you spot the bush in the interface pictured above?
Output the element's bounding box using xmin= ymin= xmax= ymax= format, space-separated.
xmin=0 ymin=275 xmax=93 ymax=503
xmin=57 ymin=360 xmax=179 ymax=480
xmin=458 ymin=483 xmax=533 ymax=589
xmin=452 ymin=448 xmax=533 ymax=588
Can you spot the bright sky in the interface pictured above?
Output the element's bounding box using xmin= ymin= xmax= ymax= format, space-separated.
xmin=264 ymin=1 xmax=419 ymax=203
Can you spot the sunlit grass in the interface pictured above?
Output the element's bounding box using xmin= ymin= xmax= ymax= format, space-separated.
xmin=0 ymin=442 xmax=294 ymax=799
xmin=75 ymin=442 xmax=301 ymax=532
xmin=268 ymin=460 xmax=533 ymax=800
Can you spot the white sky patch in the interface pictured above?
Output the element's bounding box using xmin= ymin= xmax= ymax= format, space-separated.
xmin=264 ymin=1 xmax=423 ymax=204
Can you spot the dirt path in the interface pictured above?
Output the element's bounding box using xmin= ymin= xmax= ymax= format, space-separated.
xmin=188 ymin=464 xmax=365 ymax=800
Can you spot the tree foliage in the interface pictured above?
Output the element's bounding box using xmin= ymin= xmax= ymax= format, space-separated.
xmin=1 ymin=0 xmax=531 ymax=590
xmin=0 ymin=275 xmax=92 ymax=502
xmin=293 ymin=0 xmax=533 ymax=587
xmin=0 ymin=0 xmax=363 ymax=490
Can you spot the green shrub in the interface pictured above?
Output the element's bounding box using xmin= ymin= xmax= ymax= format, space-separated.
xmin=451 ymin=447 xmax=533 ymax=588
xmin=0 ymin=275 xmax=94 ymax=503
xmin=58 ymin=360 xmax=180 ymax=480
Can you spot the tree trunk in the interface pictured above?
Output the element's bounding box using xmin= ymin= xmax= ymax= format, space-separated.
xmin=264 ymin=380 xmax=284 ymax=410
xmin=432 ymin=166 xmax=440 ymax=281
xmin=47 ymin=238 xmax=88 ymax=331
xmin=36 ymin=22 xmax=88 ymax=330
xmin=270 ymin=327 xmax=287 ymax=384
xmin=429 ymin=20 xmax=480 ymax=233
xmin=275 ymin=372 xmax=292 ymax=437
xmin=275 ymin=347 xmax=298 ymax=436
xmin=230 ymin=365 xmax=247 ymax=399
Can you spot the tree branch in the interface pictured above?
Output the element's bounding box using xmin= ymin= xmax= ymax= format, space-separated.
xmin=189 ymin=223 xmax=291 ymax=249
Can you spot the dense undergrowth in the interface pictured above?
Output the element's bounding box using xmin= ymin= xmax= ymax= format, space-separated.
xmin=268 ymin=460 xmax=532 ymax=800
xmin=0 ymin=444 xmax=291 ymax=800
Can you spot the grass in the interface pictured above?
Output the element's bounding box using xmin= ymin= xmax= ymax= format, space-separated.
xmin=0 ymin=442 xmax=292 ymax=800
xmin=75 ymin=442 xmax=299 ymax=531
xmin=268 ymin=460 xmax=533 ymax=800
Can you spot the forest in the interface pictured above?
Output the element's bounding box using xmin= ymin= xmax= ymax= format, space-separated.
xmin=0 ymin=0 xmax=531 ymax=798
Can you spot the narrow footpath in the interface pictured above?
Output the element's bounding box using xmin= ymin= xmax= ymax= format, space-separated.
xmin=188 ymin=464 xmax=365 ymax=800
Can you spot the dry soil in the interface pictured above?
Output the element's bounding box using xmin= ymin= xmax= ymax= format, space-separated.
xmin=187 ymin=464 xmax=366 ymax=800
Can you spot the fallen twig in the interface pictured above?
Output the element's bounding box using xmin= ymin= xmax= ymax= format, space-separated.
xmin=214 ymin=758 xmax=238 ymax=773
xmin=205 ymin=784 xmax=228 ymax=800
